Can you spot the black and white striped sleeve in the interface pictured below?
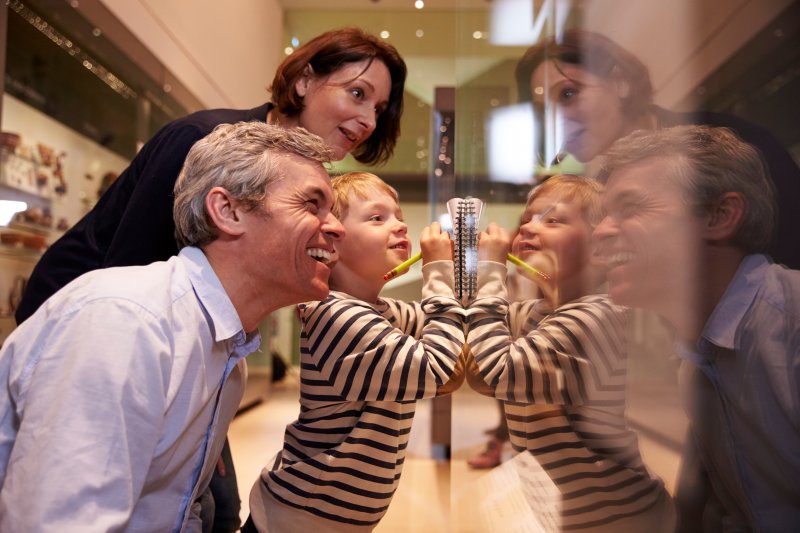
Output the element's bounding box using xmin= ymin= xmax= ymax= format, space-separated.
xmin=300 ymin=261 xmax=465 ymax=402
xmin=467 ymin=261 xmax=628 ymax=405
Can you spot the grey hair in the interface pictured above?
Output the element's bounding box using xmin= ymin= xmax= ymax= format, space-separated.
xmin=596 ymin=125 xmax=777 ymax=254
xmin=173 ymin=121 xmax=334 ymax=248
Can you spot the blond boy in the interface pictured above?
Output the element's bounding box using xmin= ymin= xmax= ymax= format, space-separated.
xmin=248 ymin=172 xmax=464 ymax=532
xmin=467 ymin=175 xmax=673 ymax=531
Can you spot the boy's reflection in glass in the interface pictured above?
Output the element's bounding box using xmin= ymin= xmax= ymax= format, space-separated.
xmin=466 ymin=175 xmax=675 ymax=531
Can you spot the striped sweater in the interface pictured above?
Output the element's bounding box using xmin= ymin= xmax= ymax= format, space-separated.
xmin=467 ymin=262 xmax=667 ymax=530
xmin=260 ymin=262 xmax=465 ymax=527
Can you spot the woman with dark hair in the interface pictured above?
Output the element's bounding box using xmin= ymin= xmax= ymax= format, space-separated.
xmin=269 ymin=27 xmax=406 ymax=166
xmin=14 ymin=27 xmax=407 ymax=533
xmin=515 ymin=28 xmax=800 ymax=269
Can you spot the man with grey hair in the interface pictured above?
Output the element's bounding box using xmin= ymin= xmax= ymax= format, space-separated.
xmin=593 ymin=124 xmax=800 ymax=531
xmin=0 ymin=122 xmax=345 ymax=531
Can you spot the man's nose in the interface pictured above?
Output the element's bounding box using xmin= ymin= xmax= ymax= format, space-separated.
xmin=323 ymin=213 xmax=345 ymax=241
xmin=592 ymin=215 xmax=617 ymax=242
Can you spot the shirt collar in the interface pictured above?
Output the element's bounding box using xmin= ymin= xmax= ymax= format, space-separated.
xmin=700 ymin=254 xmax=770 ymax=351
xmin=179 ymin=247 xmax=258 ymax=352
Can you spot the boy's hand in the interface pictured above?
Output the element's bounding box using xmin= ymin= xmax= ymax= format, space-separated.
xmin=478 ymin=223 xmax=511 ymax=263
xmin=420 ymin=221 xmax=453 ymax=263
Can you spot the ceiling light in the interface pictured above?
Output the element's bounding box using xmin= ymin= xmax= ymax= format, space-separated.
xmin=415 ymin=0 xmax=424 ymax=9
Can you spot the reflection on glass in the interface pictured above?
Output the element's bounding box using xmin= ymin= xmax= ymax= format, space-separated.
xmin=451 ymin=1 xmax=799 ymax=532
xmin=2 ymin=0 xmax=795 ymax=530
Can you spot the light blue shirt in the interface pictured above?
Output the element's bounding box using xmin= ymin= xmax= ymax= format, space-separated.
xmin=676 ymin=254 xmax=800 ymax=531
xmin=0 ymin=247 xmax=260 ymax=532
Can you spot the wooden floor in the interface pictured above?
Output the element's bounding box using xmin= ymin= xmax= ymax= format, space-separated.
xmin=228 ymin=371 xmax=685 ymax=531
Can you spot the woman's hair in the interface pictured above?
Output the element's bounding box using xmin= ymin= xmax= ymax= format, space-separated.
xmin=173 ymin=121 xmax=333 ymax=248
xmin=270 ymin=27 xmax=407 ymax=166
xmin=596 ymin=125 xmax=777 ymax=254
xmin=330 ymin=171 xmax=399 ymax=220
xmin=527 ymin=174 xmax=604 ymax=227
xmin=515 ymin=29 xmax=653 ymax=119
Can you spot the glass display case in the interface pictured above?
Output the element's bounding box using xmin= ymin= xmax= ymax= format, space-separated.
xmin=284 ymin=1 xmax=799 ymax=530
xmin=2 ymin=0 xmax=798 ymax=529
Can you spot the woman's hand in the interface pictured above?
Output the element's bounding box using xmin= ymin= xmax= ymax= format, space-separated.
xmin=478 ymin=223 xmax=511 ymax=263
xmin=420 ymin=221 xmax=453 ymax=263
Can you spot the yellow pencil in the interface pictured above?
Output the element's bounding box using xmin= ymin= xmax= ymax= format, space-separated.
xmin=384 ymin=251 xmax=423 ymax=280
xmin=507 ymin=252 xmax=550 ymax=281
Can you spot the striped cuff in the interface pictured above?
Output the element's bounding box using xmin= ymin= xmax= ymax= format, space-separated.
xmin=422 ymin=260 xmax=455 ymax=299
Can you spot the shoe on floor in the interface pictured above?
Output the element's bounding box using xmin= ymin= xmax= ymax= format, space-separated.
xmin=467 ymin=437 xmax=504 ymax=469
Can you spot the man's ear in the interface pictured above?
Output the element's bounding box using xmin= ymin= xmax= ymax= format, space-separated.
xmin=610 ymin=67 xmax=631 ymax=99
xmin=704 ymin=192 xmax=745 ymax=242
xmin=615 ymin=79 xmax=631 ymax=99
xmin=205 ymin=187 xmax=246 ymax=238
xmin=295 ymin=64 xmax=315 ymax=98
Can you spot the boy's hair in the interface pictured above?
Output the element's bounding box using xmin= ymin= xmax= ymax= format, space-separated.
xmin=596 ymin=125 xmax=776 ymax=254
xmin=330 ymin=172 xmax=400 ymax=220
xmin=527 ymin=174 xmax=604 ymax=227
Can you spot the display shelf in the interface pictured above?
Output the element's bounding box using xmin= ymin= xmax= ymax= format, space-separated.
xmin=7 ymin=220 xmax=51 ymax=236
xmin=0 ymin=242 xmax=44 ymax=261
xmin=0 ymin=218 xmax=51 ymax=259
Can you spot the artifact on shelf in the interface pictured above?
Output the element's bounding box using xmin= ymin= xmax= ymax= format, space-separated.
xmin=0 ymin=132 xmax=21 ymax=151
xmin=97 ymin=171 xmax=119 ymax=198
xmin=21 ymin=233 xmax=47 ymax=251
xmin=37 ymin=143 xmax=55 ymax=167
xmin=1 ymin=233 xmax=45 ymax=251
xmin=0 ymin=147 xmax=38 ymax=194
xmin=0 ymin=231 xmax=25 ymax=247
xmin=54 ymin=152 xmax=68 ymax=195
xmin=14 ymin=206 xmax=53 ymax=228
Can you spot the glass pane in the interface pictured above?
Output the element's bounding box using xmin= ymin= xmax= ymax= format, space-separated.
xmin=277 ymin=1 xmax=799 ymax=531
xmin=3 ymin=1 xmax=796 ymax=530
xmin=451 ymin=2 xmax=799 ymax=532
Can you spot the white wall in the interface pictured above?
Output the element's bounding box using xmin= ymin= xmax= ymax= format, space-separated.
xmin=99 ymin=0 xmax=284 ymax=109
